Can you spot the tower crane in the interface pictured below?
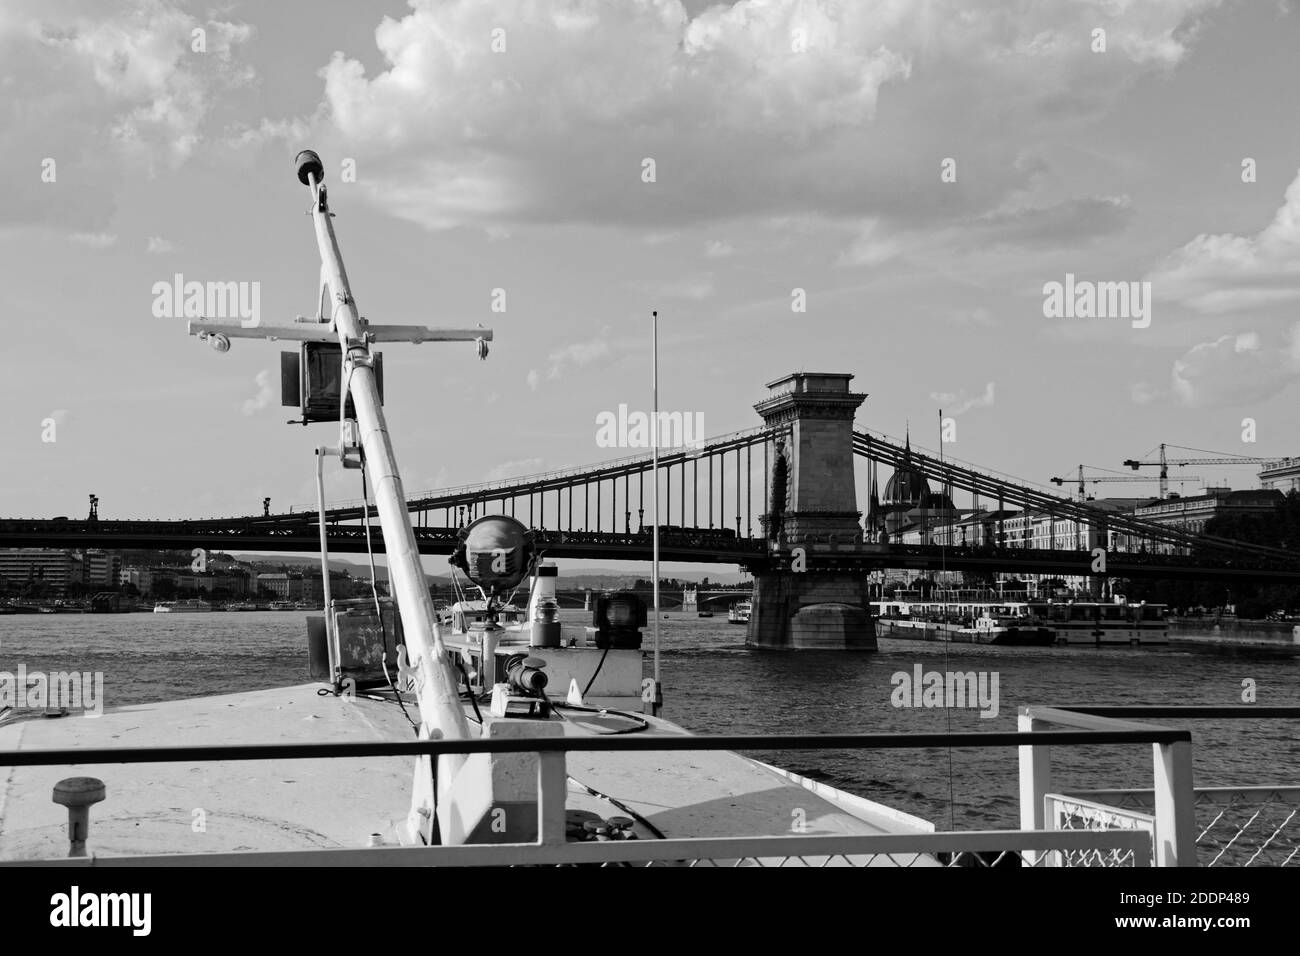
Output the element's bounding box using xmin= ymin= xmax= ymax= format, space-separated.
xmin=1051 ymin=465 xmax=1201 ymax=501
xmin=1122 ymin=444 xmax=1272 ymax=499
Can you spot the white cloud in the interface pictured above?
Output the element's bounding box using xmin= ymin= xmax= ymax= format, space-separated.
xmin=930 ymin=382 xmax=996 ymax=415
xmin=837 ymin=195 xmax=1134 ymax=266
xmin=225 ymin=115 xmax=312 ymax=151
xmin=28 ymin=3 xmax=254 ymax=170
xmin=485 ymin=457 xmax=544 ymax=482
xmin=1130 ymin=381 xmax=1159 ymax=405
xmin=1168 ymin=326 xmax=1300 ymax=407
xmin=146 ymin=236 xmax=174 ymax=254
xmin=0 ymin=2 xmax=257 ymax=234
xmin=305 ymin=0 xmax=1217 ymax=231
xmin=837 ymin=219 xmax=901 ymax=267
xmin=240 ymin=369 xmax=275 ymax=416
xmin=704 ymin=239 xmax=734 ymax=258
xmin=546 ymin=339 xmax=611 ymax=380
xmin=70 ymin=232 xmax=117 ymax=248
xmin=1148 ymin=168 xmax=1300 ymax=314
xmin=526 ymin=369 xmax=541 ymax=391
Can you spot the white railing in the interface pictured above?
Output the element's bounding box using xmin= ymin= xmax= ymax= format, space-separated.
xmin=1057 ymin=786 xmax=1300 ymax=867
xmin=8 ymin=828 xmax=1149 ymax=868
xmin=1019 ymin=706 xmax=1197 ymax=866
xmin=1021 ymin=706 xmax=1300 ymax=867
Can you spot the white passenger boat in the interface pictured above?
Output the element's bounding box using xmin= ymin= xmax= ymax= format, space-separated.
xmin=873 ymin=600 xmax=1055 ymax=646
xmin=727 ymin=599 xmax=752 ymax=624
xmin=1026 ymin=600 xmax=1169 ymax=646
xmin=152 ymin=599 xmax=213 ymax=613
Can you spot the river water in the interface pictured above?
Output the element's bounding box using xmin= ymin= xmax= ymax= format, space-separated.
xmin=3 ymin=609 xmax=1298 ymax=831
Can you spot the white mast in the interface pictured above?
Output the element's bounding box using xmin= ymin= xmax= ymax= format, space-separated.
xmin=188 ymin=150 xmax=491 ymax=818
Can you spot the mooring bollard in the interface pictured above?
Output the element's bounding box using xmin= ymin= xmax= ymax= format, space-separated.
xmin=52 ymin=776 xmax=106 ymax=858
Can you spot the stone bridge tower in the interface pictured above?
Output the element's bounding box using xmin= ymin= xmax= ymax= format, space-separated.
xmin=748 ymin=372 xmax=876 ymax=650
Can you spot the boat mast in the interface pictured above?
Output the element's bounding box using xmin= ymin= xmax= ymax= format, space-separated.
xmin=298 ymin=153 xmax=471 ymax=753
xmin=188 ymin=150 xmax=490 ymax=767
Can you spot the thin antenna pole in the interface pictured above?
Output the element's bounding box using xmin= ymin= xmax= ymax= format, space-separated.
xmin=938 ymin=408 xmax=945 ymax=551
xmin=651 ymin=310 xmax=662 ymax=716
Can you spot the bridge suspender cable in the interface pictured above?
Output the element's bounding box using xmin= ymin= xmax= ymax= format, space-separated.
xmin=852 ymin=431 xmax=1294 ymax=562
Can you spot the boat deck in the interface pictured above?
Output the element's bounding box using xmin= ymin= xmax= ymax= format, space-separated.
xmin=0 ymin=683 xmax=930 ymax=863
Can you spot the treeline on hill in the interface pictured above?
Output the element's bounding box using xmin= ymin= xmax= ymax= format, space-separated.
xmin=1123 ymin=491 xmax=1300 ymax=617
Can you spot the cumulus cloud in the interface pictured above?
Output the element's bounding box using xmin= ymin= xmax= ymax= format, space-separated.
xmin=305 ymin=0 xmax=1217 ymax=231
xmin=704 ymin=240 xmax=734 ymax=258
xmin=1148 ymin=168 xmax=1300 ymax=313
xmin=146 ymin=236 xmax=174 ymax=254
xmin=1168 ymin=326 xmax=1300 ymax=407
xmin=0 ymin=2 xmax=256 ymax=232
xmin=930 ymin=382 xmax=996 ymax=415
xmin=32 ymin=3 xmax=251 ymax=168
xmin=240 ymin=369 xmax=275 ymax=416
xmin=225 ymin=115 xmax=313 ymax=151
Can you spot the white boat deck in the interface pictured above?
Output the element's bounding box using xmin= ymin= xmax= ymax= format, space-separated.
xmin=0 ymin=683 xmax=930 ymax=864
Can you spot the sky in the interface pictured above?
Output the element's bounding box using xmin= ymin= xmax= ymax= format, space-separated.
xmin=3 ymin=0 xmax=1300 ymax=573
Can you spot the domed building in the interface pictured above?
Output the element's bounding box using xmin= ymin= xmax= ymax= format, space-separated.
xmin=867 ymin=431 xmax=962 ymax=542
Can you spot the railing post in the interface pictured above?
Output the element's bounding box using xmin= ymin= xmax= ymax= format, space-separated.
xmin=1018 ymin=709 xmax=1052 ymax=867
xmin=537 ymin=750 xmax=567 ymax=845
xmin=1152 ymin=740 xmax=1197 ymax=866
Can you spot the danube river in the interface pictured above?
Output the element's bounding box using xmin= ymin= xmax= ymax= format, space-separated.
xmin=3 ymin=609 xmax=1298 ymax=831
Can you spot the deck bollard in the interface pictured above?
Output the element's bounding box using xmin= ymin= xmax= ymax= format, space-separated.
xmin=52 ymin=776 xmax=106 ymax=858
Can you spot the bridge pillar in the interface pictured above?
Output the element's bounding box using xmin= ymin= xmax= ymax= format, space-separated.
xmin=748 ymin=372 xmax=876 ymax=650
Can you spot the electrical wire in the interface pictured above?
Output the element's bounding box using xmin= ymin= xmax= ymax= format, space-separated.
xmin=581 ymin=646 xmax=610 ymax=698
xmin=552 ymin=701 xmax=649 ymax=735
xmin=568 ymin=775 xmax=666 ymax=840
xmin=453 ymin=656 xmax=483 ymax=724
xmin=360 ymin=464 xmax=420 ymax=736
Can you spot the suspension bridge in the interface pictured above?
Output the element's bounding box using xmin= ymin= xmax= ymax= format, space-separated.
xmin=3 ymin=372 xmax=1297 ymax=647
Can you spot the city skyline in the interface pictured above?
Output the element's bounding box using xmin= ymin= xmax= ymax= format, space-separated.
xmin=4 ymin=0 xmax=1299 ymax=534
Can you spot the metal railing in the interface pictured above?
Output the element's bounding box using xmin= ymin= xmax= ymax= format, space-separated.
xmin=0 ymin=728 xmax=1179 ymax=867
xmin=1023 ymin=706 xmax=1300 ymax=867
xmin=1052 ymin=786 xmax=1300 ymax=867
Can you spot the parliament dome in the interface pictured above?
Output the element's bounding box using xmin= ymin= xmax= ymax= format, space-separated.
xmin=884 ymin=468 xmax=930 ymax=506
xmin=883 ymin=433 xmax=930 ymax=506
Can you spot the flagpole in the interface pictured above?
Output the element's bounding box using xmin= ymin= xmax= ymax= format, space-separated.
xmin=650 ymin=310 xmax=662 ymax=716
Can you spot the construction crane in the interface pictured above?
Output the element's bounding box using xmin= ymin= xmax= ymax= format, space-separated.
xmin=1122 ymin=444 xmax=1271 ymax=499
xmin=1051 ymin=465 xmax=1201 ymax=501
